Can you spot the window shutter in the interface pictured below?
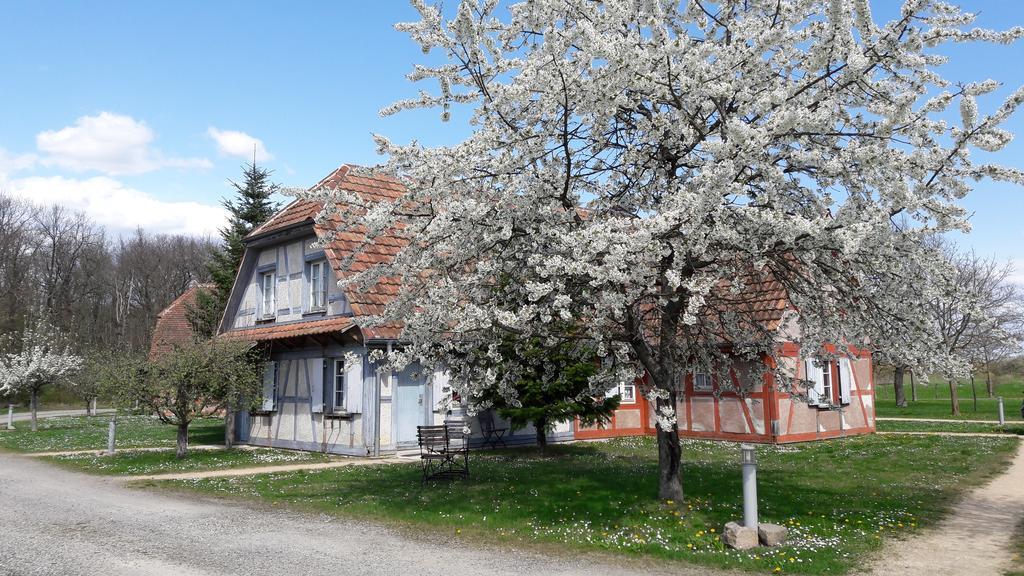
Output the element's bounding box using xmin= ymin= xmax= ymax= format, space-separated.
xmin=805 ymin=359 xmax=822 ymax=406
xmin=309 ymin=358 xmax=325 ymax=413
xmin=838 ymin=358 xmax=852 ymax=405
xmin=345 ymin=354 xmax=364 ymax=413
xmin=262 ymin=361 xmax=277 ymax=411
xmin=323 ymin=359 xmax=334 ymax=413
xmin=431 ymin=368 xmax=450 ymax=412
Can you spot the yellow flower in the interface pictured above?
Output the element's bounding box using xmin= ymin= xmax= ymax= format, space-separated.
xmin=710 ymin=528 xmax=716 ymax=533
xmin=456 ymin=529 xmax=462 ymax=535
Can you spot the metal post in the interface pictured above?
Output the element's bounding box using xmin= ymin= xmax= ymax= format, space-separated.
xmin=998 ymin=397 xmax=1005 ymax=426
xmin=6 ymin=404 xmax=14 ymax=430
xmin=740 ymin=444 xmax=758 ymax=529
xmin=106 ymin=417 xmax=117 ymax=455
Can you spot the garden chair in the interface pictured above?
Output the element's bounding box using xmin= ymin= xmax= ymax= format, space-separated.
xmin=477 ymin=409 xmax=508 ymax=449
xmin=416 ymin=424 xmax=470 ymax=483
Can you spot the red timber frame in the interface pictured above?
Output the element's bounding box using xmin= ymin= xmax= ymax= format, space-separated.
xmin=770 ymin=342 xmax=876 ymax=443
xmin=574 ymin=374 xmax=654 ymax=439
xmin=574 ymin=342 xmax=876 ymax=444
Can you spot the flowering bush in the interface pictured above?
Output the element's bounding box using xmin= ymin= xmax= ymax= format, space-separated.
xmin=0 ymin=317 xmax=82 ymax=431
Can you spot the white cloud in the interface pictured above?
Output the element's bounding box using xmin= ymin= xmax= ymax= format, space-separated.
xmin=36 ymin=112 xmax=211 ymax=175
xmin=1008 ymin=258 xmax=1024 ymax=286
xmin=0 ymin=149 xmax=38 ymax=179
xmin=207 ymin=127 xmax=273 ymax=162
xmin=4 ymin=175 xmax=226 ymax=237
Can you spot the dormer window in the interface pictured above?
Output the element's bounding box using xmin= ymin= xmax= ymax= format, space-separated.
xmin=309 ymin=260 xmax=328 ymax=311
xmin=261 ymin=271 xmax=276 ymax=319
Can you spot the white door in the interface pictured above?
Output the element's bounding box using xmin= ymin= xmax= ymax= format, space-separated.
xmin=394 ymin=367 xmax=427 ymax=446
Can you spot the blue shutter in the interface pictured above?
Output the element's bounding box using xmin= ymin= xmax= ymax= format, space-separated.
xmin=262 ymin=361 xmax=277 ymax=411
xmin=309 ymin=358 xmax=325 ymax=413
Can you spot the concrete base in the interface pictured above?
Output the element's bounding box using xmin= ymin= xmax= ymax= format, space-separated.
xmin=723 ymin=521 xmax=759 ymax=550
xmin=758 ymin=523 xmax=788 ymax=546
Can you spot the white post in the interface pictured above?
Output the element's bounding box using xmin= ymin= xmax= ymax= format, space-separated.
xmin=998 ymin=397 xmax=1005 ymax=426
xmin=106 ymin=417 xmax=117 ymax=455
xmin=89 ymin=397 xmax=97 ymax=417
xmin=6 ymin=404 xmax=14 ymax=430
xmin=741 ymin=444 xmax=758 ymax=529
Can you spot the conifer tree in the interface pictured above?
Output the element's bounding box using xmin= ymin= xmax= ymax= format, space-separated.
xmin=189 ymin=161 xmax=279 ymax=338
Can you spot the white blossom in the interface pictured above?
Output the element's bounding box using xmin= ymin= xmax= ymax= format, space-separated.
xmin=313 ymin=0 xmax=1024 ymax=494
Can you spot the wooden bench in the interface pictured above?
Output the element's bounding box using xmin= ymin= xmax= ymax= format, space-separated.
xmin=417 ymin=424 xmax=470 ymax=483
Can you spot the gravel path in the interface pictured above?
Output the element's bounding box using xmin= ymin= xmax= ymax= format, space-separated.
xmin=876 ymin=431 xmax=1020 ymax=438
xmin=862 ymin=440 xmax=1024 ymax=576
xmin=0 ymin=452 xmax=725 ymax=576
xmin=4 ymin=408 xmax=116 ymax=423
xmin=118 ymin=457 xmax=404 ymax=481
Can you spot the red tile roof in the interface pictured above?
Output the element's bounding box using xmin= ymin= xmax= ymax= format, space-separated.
xmin=714 ymin=269 xmax=792 ymax=333
xmin=226 ymin=164 xmax=410 ymax=343
xmin=220 ymin=316 xmax=356 ymax=343
xmin=149 ymin=284 xmax=213 ymax=360
xmin=229 ymin=163 xmax=795 ymax=345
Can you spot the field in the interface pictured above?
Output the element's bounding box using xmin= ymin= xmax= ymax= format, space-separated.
xmin=874 ymin=379 xmax=1023 ymax=421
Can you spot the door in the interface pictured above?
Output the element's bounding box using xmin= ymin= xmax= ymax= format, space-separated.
xmin=394 ymin=367 xmax=427 ymax=446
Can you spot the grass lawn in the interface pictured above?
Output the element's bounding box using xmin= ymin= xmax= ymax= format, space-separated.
xmin=0 ymin=415 xmax=224 ymax=453
xmin=45 ymin=447 xmax=332 ymax=476
xmin=875 ymin=380 xmax=1023 ymax=421
xmin=876 ymin=420 xmax=1024 ymax=435
xmin=160 ymin=434 xmax=1017 ymax=575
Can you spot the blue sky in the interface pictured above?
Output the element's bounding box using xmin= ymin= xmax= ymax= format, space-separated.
xmin=0 ymin=1 xmax=1022 ymax=277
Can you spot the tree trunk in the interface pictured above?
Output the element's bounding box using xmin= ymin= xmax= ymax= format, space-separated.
xmin=986 ymin=367 xmax=994 ymax=398
xmin=224 ymin=402 xmax=235 ymax=449
xmin=655 ymin=393 xmax=684 ymax=501
xmin=909 ymin=370 xmax=917 ymax=402
xmin=970 ymin=374 xmax=978 ymax=412
xmin=893 ymin=366 xmax=908 ymax=408
xmin=176 ymin=422 xmax=189 ymax=458
xmin=30 ymin=388 xmax=39 ymax=432
xmin=949 ymin=380 xmax=961 ymax=417
xmin=535 ymin=417 xmax=548 ymax=450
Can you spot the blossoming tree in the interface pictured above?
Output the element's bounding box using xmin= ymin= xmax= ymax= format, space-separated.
xmin=313 ymin=0 xmax=1024 ymax=499
xmin=0 ymin=317 xmax=82 ymax=431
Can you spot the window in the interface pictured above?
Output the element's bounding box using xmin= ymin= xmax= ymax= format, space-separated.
xmin=261 ymin=272 xmax=276 ymax=318
xmin=333 ymin=359 xmax=345 ymax=411
xmin=309 ymin=260 xmax=328 ymax=311
xmin=619 ymin=384 xmax=636 ymax=403
xmin=820 ymin=360 xmax=833 ymax=403
xmin=693 ymin=371 xmax=712 ymax=392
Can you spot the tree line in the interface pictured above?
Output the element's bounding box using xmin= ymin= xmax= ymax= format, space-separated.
xmin=0 ymin=192 xmax=217 ymax=356
xmin=0 ymin=162 xmax=279 ymax=457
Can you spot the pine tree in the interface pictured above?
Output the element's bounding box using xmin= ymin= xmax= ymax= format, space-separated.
xmin=188 ymin=161 xmax=279 ymax=338
xmin=477 ymin=336 xmax=620 ymax=449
